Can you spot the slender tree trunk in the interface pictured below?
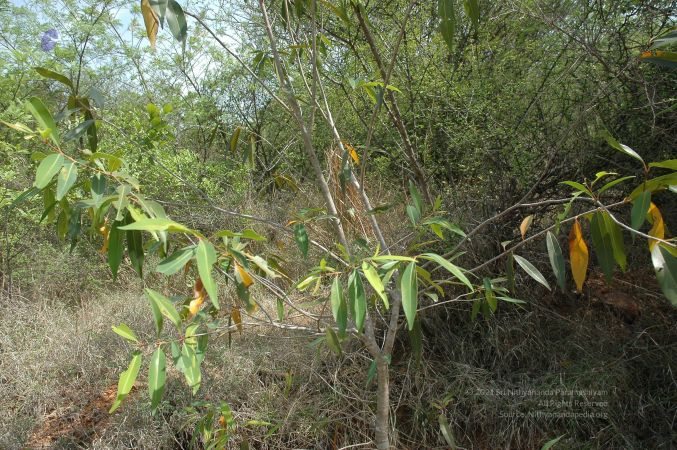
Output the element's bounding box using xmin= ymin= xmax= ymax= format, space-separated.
xmin=375 ymin=355 xmax=392 ymax=450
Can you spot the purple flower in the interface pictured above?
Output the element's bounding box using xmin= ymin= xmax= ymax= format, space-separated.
xmin=41 ymin=29 xmax=59 ymax=52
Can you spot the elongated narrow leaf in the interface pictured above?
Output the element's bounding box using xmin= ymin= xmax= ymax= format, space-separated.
xmin=144 ymin=288 xmax=181 ymax=329
xmin=569 ymin=219 xmax=589 ymax=292
xmin=648 ymin=159 xmax=677 ymax=170
xmin=148 ymin=290 xmax=163 ymax=335
xmin=293 ymin=223 xmax=309 ymax=258
xmin=181 ymin=343 xmax=201 ymax=394
xmin=55 ymin=161 xmax=77 ymax=201
xmin=166 ymin=0 xmax=187 ymax=45
xmin=603 ymin=132 xmax=645 ymax=167
xmin=112 ymin=323 xmax=139 ymax=343
xmin=148 ymin=347 xmax=166 ymax=413
xmin=520 ymin=215 xmax=533 ymax=240
xmin=647 ymin=202 xmax=665 ymax=251
xmin=156 ymin=247 xmax=195 ymax=275
xmin=125 ymin=213 xmax=144 ymax=278
xmin=109 ymin=351 xmax=142 ymax=413
xmin=119 ymin=217 xmax=193 ymax=233
xmin=652 ymin=245 xmax=677 ymax=307
xmin=330 ymin=277 xmax=347 ymax=336
xmin=25 ymin=97 xmax=59 ymax=145
xmin=483 ymin=278 xmax=497 ymax=312
xmin=108 ymin=219 xmax=124 ymax=280
xmin=141 ymin=0 xmax=159 ymax=49
xmin=546 ymin=232 xmax=566 ymax=291
xmin=631 ymin=191 xmax=651 ymax=230
xmin=419 ymin=253 xmax=473 ymax=290
xmin=598 ymin=176 xmax=634 ymax=195
xmin=439 ymin=414 xmax=457 ymax=448
xmin=463 ymin=0 xmax=480 ymax=29
xmin=541 ymin=435 xmax=565 ymax=450
xmin=362 ymin=262 xmax=388 ymax=308
xmin=63 ymin=119 xmax=95 ymax=142
xmin=602 ymin=213 xmax=626 ymax=271
xmin=514 ymin=255 xmax=551 ymax=291
xmin=408 ymin=180 xmax=423 ymax=216
xmin=34 ymin=153 xmax=64 ymax=189
xmin=230 ymin=126 xmax=241 ymax=153
xmin=438 ymin=0 xmax=456 ymax=52
xmin=325 ymin=327 xmax=342 ymax=357
xmin=401 ymin=262 xmax=418 ymax=331
xmin=590 ymin=212 xmax=615 ymax=282
xmin=196 ymin=240 xmax=219 ymax=309
xmin=35 ymin=67 xmax=74 ymax=90
xmin=348 ymin=270 xmax=366 ymax=333
xmin=626 ymin=173 xmax=677 ymax=200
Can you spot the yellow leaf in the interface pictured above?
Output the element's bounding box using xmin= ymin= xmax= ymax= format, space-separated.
xmin=99 ymin=225 xmax=109 ymax=254
xmin=569 ymin=218 xmax=589 ymax=293
xmin=231 ymin=307 xmax=243 ymax=333
xmin=647 ymin=202 xmax=665 ymax=250
xmin=235 ymin=262 xmax=254 ymax=288
xmin=189 ymin=297 xmax=204 ymax=316
xmin=141 ymin=0 xmax=159 ymax=49
xmin=520 ymin=215 xmax=534 ymax=240
xmin=342 ymin=141 xmax=360 ymax=165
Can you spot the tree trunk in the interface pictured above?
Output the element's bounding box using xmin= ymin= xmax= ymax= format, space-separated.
xmin=374 ymin=356 xmax=392 ymax=450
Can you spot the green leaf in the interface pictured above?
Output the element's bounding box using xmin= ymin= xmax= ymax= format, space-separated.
xmin=125 ymin=213 xmax=144 ymax=278
xmin=631 ymin=191 xmax=651 ymax=230
xmin=144 ymin=288 xmax=181 ymax=329
xmin=439 ymin=414 xmax=457 ymax=448
xmin=408 ymin=180 xmax=423 ymax=216
xmin=293 ymin=223 xmax=309 ymax=258
xmin=114 ymin=185 xmax=131 ymax=222
xmin=34 ymin=67 xmax=74 ymax=90
xmin=419 ymin=253 xmax=473 ymax=290
xmin=181 ymin=343 xmax=201 ymax=394
xmin=463 ymin=0 xmax=480 ymax=29
xmin=598 ymin=176 xmax=635 ymax=195
xmin=540 ymin=434 xmax=565 ymax=450
xmin=149 ymin=0 xmax=168 ymax=26
xmin=648 ymin=159 xmax=677 ymax=170
xmin=148 ymin=347 xmax=166 ymax=414
xmin=602 ymin=213 xmax=626 ymax=271
xmin=371 ymin=255 xmax=417 ymax=262
xmin=63 ymin=119 xmax=95 ymax=142
xmin=401 ymin=261 xmax=419 ymax=331
xmin=590 ymin=212 xmax=616 ymax=282
xmin=112 ymin=323 xmax=139 ymax=343
xmin=603 ymin=132 xmax=645 ymax=167
xmin=34 ymin=153 xmax=64 ymax=189
xmin=560 ymin=180 xmax=593 ymax=197
xmin=325 ymin=327 xmax=342 ymax=357
xmin=25 ymin=97 xmax=60 ymax=145
xmin=362 ymin=262 xmax=388 ymax=308
xmin=348 ymin=270 xmax=366 ymax=333
xmin=148 ymin=291 xmax=163 ymax=336
xmin=513 ymin=255 xmax=551 ymax=290
xmin=330 ymin=277 xmax=347 ymax=336
xmin=422 ymin=217 xmax=466 ymax=238
xmin=651 ymin=245 xmax=677 ymax=307
xmin=627 ymin=173 xmax=677 ymax=200
xmin=406 ymin=204 xmax=420 ymax=225
xmin=166 ymin=0 xmax=187 ymax=45
xmin=483 ymin=278 xmax=497 ymax=312
xmin=546 ymin=232 xmax=566 ymax=291
xmin=230 ymin=126 xmax=241 ymax=153
xmin=55 ymin=161 xmax=77 ymax=201
xmin=119 ymin=218 xmax=193 ymax=234
xmin=156 ymin=247 xmax=195 ymax=275
xmin=108 ymin=219 xmax=124 ymax=281
xmin=438 ymin=0 xmax=456 ymax=52
xmin=109 ymin=351 xmax=142 ymax=413
xmin=196 ymin=240 xmax=219 ymax=309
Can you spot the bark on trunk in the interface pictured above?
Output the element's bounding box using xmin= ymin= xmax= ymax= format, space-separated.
xmin=374 ymin=357 xmax=392 ymax=450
